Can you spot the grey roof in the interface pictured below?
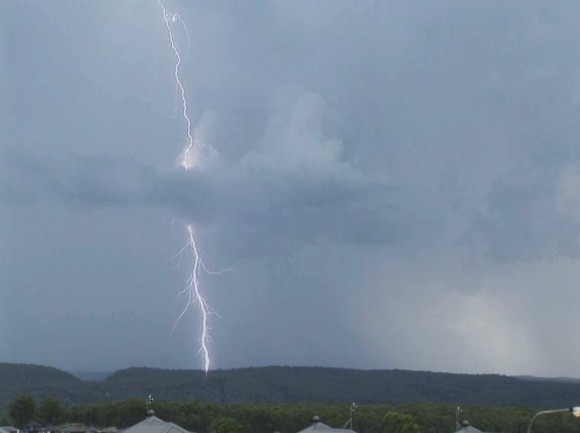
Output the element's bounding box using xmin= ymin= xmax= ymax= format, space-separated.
xmin=0 ymin=427 xmax=18 ymax=433
xmin=297 ymin=421 xmax=355 ymax=433
xmin=456 ymin=426 xmax=495 ymax=433
xmin=59 ymin=426 xmax=87 ymax=433
xmin=122 ymin=416 xmax=192 ymax=433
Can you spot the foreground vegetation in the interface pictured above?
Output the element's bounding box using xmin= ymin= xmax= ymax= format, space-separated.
xmin=4 ymin=396 xmax=580 ymax=433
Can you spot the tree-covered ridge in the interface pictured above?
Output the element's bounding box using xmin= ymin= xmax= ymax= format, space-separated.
xmin=2 ymin=364 xmax=580 ymax=410
xmin=0 ymin=363 xmax=81 ymax=386
xmin=0 ymin=363 xmax=89 ymax=409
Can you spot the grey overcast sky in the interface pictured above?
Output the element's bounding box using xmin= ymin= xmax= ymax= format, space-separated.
xmin=3 ymin=0 xmax=580 ymax=376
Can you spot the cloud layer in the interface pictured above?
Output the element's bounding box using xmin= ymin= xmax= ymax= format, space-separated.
xmin=3 ymin=0 xmax=580 ymax=375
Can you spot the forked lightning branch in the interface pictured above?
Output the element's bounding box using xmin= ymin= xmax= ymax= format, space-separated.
xmin=157 ymin=0 xmax=215 ymax=373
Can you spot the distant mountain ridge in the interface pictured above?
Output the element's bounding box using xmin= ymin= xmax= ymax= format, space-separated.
xmin=2 ymin=363 xmax=580 ymax=410
xmin=516 ymin=375 xmax=580 ymax=384
xmin=70 ymin=371 xmax=114 ymax=382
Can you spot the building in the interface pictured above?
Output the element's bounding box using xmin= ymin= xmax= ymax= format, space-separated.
xmin=455 ymin=420 xmax=496 ymax=433
xmin=22 ymin=422 xmax=41 ymax=433
xmin=122 ymin=411 xmax=193 ymax=433
xmin=58 ymin=426 xmax=90 ymax=433
xmin=297 ymin=416 xmax=356 ymax=433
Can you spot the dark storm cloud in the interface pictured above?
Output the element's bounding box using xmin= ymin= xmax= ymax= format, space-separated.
xmin=469 ymin=171 xmax=580 ymax=262
xmin=2 ymin=116 xmax=404 ymax=247
xmin=5 ymin=0 xmax=580 ymax=375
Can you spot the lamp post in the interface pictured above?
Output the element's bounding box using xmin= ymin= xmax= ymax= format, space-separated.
xmin=527 ymin=407 xmax=580 ymax=433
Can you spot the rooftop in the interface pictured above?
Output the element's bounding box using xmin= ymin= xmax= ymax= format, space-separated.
xmin=122 ymin=415 xmax=193 ymax=433
xmin=297 ymin=417 xmax=356 ymax=433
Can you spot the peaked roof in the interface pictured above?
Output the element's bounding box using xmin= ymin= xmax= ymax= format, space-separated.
xmin=456 ymin=425 xmax=495 ymax=433
xmin=122 ymin=416 xmax=192 ymax=433
xmin=297 ymin=421 xmax=356 ymax=433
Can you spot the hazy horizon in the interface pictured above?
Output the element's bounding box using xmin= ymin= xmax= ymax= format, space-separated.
xmin=10 ymin=361 xmax=580 ymax=382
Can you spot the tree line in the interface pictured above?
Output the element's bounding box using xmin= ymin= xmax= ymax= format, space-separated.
xmin=3 ymin=396 xmax=580 ymax=433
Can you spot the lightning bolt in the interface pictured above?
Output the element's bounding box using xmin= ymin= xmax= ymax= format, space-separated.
xmin=157 ymin=0 xmax=214 ymax=372
xmin=158 ymin=1 xmax=203 ymax=171
xmin=173 ymin=224 xmax=214 ymax=372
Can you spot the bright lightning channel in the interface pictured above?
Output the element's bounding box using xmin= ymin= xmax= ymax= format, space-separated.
xmin=158 ymin=0 xmax=214 ymax=373
xmin=158 ymin=1 xmax=201 ymax=171
xmin=173 ymin=224 xmax=213 ymax=372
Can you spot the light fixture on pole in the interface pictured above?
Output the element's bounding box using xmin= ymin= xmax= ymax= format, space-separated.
xmin=527 ymin=406 xmax=580 ymax=433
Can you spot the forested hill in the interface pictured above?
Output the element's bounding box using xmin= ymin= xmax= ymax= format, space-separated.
xmin=2 ymin=363 xmax=580 ymax=410
xmin=0 ymin=363 xmax=89 ymax=409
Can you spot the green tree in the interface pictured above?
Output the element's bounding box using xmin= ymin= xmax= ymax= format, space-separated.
xmin=383 ymin=411 xmax=420 ymax=433
xmin=0 ymin=413 xmax=10 ymax=425
xmin=210 ymin=416 xmax=244 ymax=433
xmin=9 ymin=395 xmax=37 ymax=427
xmin=38 ymin=396 xmax=66 ymax=426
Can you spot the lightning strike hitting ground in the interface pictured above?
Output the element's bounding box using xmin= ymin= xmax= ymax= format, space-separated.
xmin=157 ymin=0 xmax=214 ymax=372
xmin=173 ymin=224 xmax=214 ymax=372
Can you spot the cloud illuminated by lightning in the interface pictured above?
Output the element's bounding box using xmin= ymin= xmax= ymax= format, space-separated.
xmin=158 ymin=1 xmax=202 ymax=171
xmin=157 ymin=0 xmax=214 ymax=372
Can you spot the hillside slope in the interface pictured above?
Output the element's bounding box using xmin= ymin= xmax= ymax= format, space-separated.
xmin=0 ymin=363 xmax=90 ymax=409
xmin=101 ymin=366 xmax=580 ymax=407
xmin=2 ymin=364 xmax=580 ymax=409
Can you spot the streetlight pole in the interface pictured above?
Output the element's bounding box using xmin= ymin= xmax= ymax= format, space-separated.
xmin=527 ymin=407 xmax=580 ymax=433
xmin=350 ymin=402 xmax=356 ymax=430
xmin=455 ymin=406 xmax=462 ymax=431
